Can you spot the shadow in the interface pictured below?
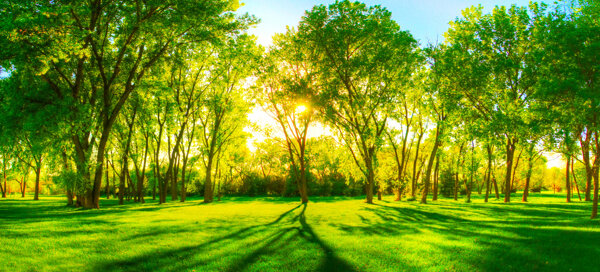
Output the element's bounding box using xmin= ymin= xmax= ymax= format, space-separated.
xmin=296 ymin=203 xmax=356 ymax=272
xmin=3 ymin=195 xmax=599 ymax=271
xmin=95 ymin=203 xmax=356 ymax=272
xmin=0 ymin=197 xmax=207 ymax=225
xmin=327 ymin=199 xmax=600 ymax=272
xmin=228 ymin=204 xmax=357 ymax=271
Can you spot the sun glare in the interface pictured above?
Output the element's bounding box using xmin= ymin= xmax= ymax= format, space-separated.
xmin=296 ymin=104 xmax=307 ymax=114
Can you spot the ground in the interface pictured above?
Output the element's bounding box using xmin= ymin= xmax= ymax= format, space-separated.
xmin=1 ymin=193 xmax=598 ymax=272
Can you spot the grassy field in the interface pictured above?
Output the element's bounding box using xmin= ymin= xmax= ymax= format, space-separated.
xmin=1 ymin=193 xmax=599 ymax=272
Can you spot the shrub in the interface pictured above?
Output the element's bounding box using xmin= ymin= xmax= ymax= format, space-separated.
xmin=438 ymin=169 xmax=455 ymax=198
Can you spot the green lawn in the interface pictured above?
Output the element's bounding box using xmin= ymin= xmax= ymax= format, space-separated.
xmin=1 ymin=193 xmax=598 ymax=272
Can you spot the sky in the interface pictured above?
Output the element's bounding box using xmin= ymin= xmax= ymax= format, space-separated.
xmin=237 ymin=0 xmax=533 ymax=47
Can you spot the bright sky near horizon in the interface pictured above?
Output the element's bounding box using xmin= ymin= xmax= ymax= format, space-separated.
xmin=237 ymin=0 xmax=533 ymax=47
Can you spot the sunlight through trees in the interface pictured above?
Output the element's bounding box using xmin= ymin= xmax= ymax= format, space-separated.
xmin=0 ymin=0 xmax=598 ymax=220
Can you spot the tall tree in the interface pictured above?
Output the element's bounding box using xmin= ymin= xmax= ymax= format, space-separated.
xmin=298 ymin=0 xmax=420 ymax=203
xmin=199 ymin=35 xmax=258 ymax=203
xmin=445 ymin=4 xmax=544 ymax=202
xmin=258 ymin=30 xmax=317 ymax=204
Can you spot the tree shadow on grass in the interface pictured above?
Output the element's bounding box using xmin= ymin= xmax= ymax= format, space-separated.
xmin=0 ymin=197 xmax=208 ymax=225
xmin=227 ymin=203 xmax=356 ymax=272
xmin=330 ymin=201 xmax=600 ymax=272
xmin=96 ymin=203 xmax=356 ymax=272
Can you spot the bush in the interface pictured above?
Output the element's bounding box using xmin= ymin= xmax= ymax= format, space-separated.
xmin=438 ymin=169 xmax=455 ymax=198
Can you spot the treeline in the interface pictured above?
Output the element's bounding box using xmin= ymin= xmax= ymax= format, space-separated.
xmin=0 ymin=1 xmax=598 ymax=218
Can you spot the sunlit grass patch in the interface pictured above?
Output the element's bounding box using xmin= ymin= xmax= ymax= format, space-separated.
xmin=0 ymin=193 xmax=598 ymax=272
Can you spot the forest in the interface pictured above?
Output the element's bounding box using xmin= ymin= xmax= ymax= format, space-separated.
xmin=0 ymin=0 xmax=599 ymax=271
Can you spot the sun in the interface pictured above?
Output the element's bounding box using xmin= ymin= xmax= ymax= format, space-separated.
xmin=296 ymin=104 xmax=307 ymax=114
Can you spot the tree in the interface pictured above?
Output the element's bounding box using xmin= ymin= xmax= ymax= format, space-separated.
xmin=258 ymin=30 xmax=318 ymax=203
xmin=0 ymin=72 xmax=55 ymax=200
xmin=297 ymin=0 xmax=420 ymax=203
xmin=0 ymin=0 xmax=251 ymax=208
xmin=444 ymin=4 xmax=544 ymax=202
xmin=419 ymin=44 xmax=464 ymax=204
xmin=0 ymin=148 xmax=12 ymax=198
xmin=155 ymin=41 xmax=214 ymax=204
xmin=199 ymin=35 xmax=258 ymax=203
xmin=536 ymin=0 xmax=600 ymax=217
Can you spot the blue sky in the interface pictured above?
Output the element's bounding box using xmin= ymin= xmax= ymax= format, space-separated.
xmin=237 ymin=0 xmax=534 ymax=46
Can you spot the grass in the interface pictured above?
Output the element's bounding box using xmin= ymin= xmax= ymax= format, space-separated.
xmin=1 ymin=192 xmax=599 ymax=272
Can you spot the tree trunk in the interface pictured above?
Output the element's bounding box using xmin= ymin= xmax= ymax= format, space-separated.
xmin=119 ymin=160 xmax=126 ymax=205
xmin=493 ymin=174 xmax=500 ymax=199
xmin=67 ymin=190 xmax=74 ymax=206
xmin=466 ymin=140 xmax=475 ymax=203
xmin=465 ymin=176 xmax=472 ymax=203
xmin=364 ymin=148 xmax=376 ymax=204
xmin=180 ymin=125 xmax=195 ymax=203
xmin=61 ymin=152 xmax=73 ymax=205
xmin=511 ymin=150 xmax=522 ymax=192
xmin=411 ymin=131 xmax=424 ymax=198
xmin=171 ymin=153 xmax=179 ymax=201
xmin=566 ymin=156 xmax=571 ymax=203
xmin=571 ymin=157 xmax=582 ymax=201
xmin=299 ymin=164 xmax=309 ymax=204
xmin=180 ymin=151 xmax=187 ymax=203
xmin=204 ymin=154 xmax=215 ymax=203
xmin=154 ymin=107 xmax=166 ymax=204
xmin=433 ymin=155 xmax=439 ymax=201
xmin=138 ymin=177 xmax=145 ymax=204
xmin=454 ymin=144 xmax=464 ymax=201
xmin=580 ymin=131 xmax=592 ymax=201
xmin=591 ymin=135 xmax=599 ymax=219
xmin=89 ymin=128 xmax=111 ymax=208
xmin=105 ymin=156 xmax=110 ymax=199
xmin=217 ymin=179 xmax=222 ymax=201
xmin=454 ymin=170 xmax=459 ymax=201
xmin=504 ymin=138 xmax=516 ymax=203
xmin=159 ymin=175 xmax=167 ymax=204
xmin=153 ymin=164 xmax=157 ymax=200
xmin=485 ymin=145 xmax=492 ymax=203
xmin=180 ymin=162 xmax=187 ymax=202
xmin=20 ymin=177 xmax=26 ymax=198
xmin=137 ymin=135 xmax=149 ymax=204
xmin=2 ymin=161 xmax=7 ymax=198
xmin=522 ymin=154 xmax=533 ymax=202
xmin=34 ymin=165 xmax=41 ymax=201
xmin=388 ymin=129 xmax=409 ymax=202
xmin=592 ymin=166 xmax=599 ymax=219
xmin=126 ymin=170 xmax=134 ymax=201
xmin=365 ymin=163 xmax=374 ymax=204
xmin=421 ymin=125 xmax=441 ymax=204
xmin=203 ymin=115 xmax=223 ymax=204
